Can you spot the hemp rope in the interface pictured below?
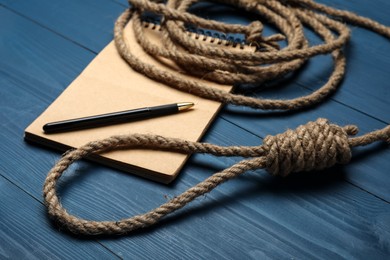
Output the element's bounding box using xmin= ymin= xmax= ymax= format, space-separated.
xmin=43 ymin=0 xmax=390 ymax=235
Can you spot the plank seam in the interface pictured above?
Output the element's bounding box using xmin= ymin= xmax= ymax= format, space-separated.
xmin=0 ymin=173 xmax=124 ymax=259
xmin=1 ymin=4 xmax=98 ymax=55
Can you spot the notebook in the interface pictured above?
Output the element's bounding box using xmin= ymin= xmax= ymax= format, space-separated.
xmin=25 ymin=19 xmax=255 ymax=183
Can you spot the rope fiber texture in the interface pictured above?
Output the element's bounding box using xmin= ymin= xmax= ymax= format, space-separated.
xmin=44 ymin=0 xmax=390 ymax=235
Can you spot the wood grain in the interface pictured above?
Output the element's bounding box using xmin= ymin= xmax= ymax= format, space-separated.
xmin=0 ymin=0 xmax=389 ymax=258
xmin=1 ymin=0 xmax=124 ymax=53
xmin=3 ymin=0 xmax=389 ymax=122
xmin=0 ymin=177 xmax=118 ymax=259
xmin=2 ymin=0 xmax=389 ymax=198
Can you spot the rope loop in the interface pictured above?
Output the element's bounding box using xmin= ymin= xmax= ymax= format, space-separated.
xmin=43 ymin=0 xmax=390 ymax=235
xmin=43 ymin=118 xmax=390 ymax=235
xmin=116 ymin=0 xmax=353 ymax=109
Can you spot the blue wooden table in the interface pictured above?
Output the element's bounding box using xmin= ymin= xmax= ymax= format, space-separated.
xmin=1 ymin=0 xmax=389 ymax=258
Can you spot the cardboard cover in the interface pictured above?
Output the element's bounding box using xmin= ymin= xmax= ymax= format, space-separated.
xmin=25 ymin=20 xmax=255 ymax=183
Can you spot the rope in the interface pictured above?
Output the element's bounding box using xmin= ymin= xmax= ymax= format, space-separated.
xmin=43 ymin=119 xmax=390 ymax=235
xmin=43 ymin=0 xmax=390 ymax=235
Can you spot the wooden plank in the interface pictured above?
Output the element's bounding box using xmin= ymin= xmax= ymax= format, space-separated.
xmin=321 ymin=0 xmax=390 ymax=26
xmin=1 ymin=0 xmax=124 ymax=53
xmin=0 ymin=0 xmax=389 ymax=199
xmin=291 ymin=0 xmax=390 ymax=123
xmin=3 ymin=0 xmax=389 ymax=122
xmin=0 ymin=2 xmax=389 ymax=258
xmin=2 ymin=0 xmax=388 ymax=199
xmin=96 ymin=158 xmax=390 ymax=259
xmin=0 ymin=177 xmax=118 ymax=259
xmin=0 ymin=7 xmax=95 ymax=97
xmin=0 ymin=6 xmax=96 ymax=195
xmin=1 ymin=57 xmax=389 ymax=258
xmin=111 ymin=0 xmax=127 ymax=7
xmin=3 ymin=114 xmax=390 ymax=258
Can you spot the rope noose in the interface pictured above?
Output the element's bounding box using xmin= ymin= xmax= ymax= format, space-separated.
xmin=43 ymin=119 xmax=390 ymax=235
xmin=43 ymin=0 xmax=390 ymax=235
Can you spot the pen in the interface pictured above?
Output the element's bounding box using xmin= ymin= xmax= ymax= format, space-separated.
xmin=43 ymin=102 xmax=194 ymax=134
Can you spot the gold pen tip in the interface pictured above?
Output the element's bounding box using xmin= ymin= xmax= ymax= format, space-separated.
xmin=177 ymin=102 xmax=195 ymax=111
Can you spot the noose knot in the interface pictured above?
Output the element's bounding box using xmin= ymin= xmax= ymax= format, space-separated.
xmin=262 ymin=118 xmax=358 ymax=176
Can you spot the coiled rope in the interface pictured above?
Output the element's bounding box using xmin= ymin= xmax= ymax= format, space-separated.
xmin=44 ymin=0 xmax=390 ymax=235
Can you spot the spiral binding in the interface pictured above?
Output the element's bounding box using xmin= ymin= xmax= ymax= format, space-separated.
xmin=186 ymin=26 xmax=246 ymax=49
xmin=141 ymin=19 xmax=249 ymax=50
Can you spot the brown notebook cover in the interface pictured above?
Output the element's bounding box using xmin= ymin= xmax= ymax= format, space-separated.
xmin=25 ymin=20 xmax=255 ymax=183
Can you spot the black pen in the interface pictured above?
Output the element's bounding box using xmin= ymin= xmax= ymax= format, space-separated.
xmin=43 ymin=102 xmax=194 ymax=134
